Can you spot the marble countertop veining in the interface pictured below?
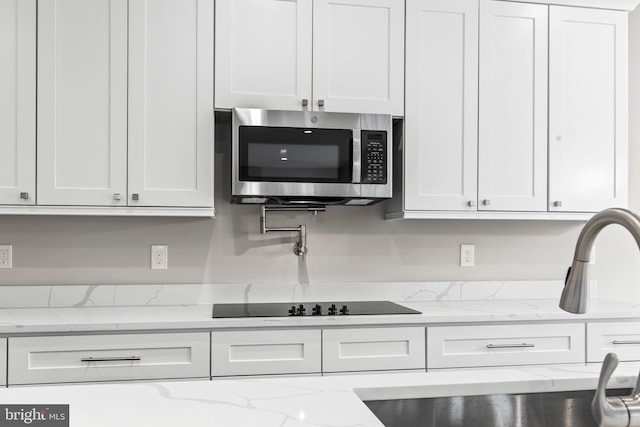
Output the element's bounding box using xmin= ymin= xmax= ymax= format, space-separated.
xmin=0 ymin=298 xmax=638 ymax=334
xmin=0 ymin=282 xmax=639 ymax=426
xmin=1 ymin=363 xmax=640 ymax=427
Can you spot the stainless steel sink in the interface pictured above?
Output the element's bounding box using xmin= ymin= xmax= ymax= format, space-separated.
xmin=363 ymin=389 xmax=631 ymax=427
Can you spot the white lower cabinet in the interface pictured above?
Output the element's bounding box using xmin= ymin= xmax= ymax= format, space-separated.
xmin=427 ymin=323 xmax=585 ymax=369
xmin=587 ymin=322 xmax=640 ymax=363
xmin=8 ymin=332 xmax=210 ymax=385
xmin=322 ymin=327 xmax=425 ymax=373
xmin=211 ymin=329 xmax=321 ymax=377
xmin=0 ymin=338 xmax=6 ymax=386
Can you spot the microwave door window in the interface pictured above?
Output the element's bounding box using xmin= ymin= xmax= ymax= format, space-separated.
xmin=239 ymin=127 xmax=352 ymax=183
xmin=248 ymin=143 xmax=340 ymax=180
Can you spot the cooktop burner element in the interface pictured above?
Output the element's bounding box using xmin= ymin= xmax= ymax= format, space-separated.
xmin=212 ymin=301 xmax=420 ymax=318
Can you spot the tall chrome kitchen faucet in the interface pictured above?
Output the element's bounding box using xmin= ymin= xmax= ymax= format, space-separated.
xmin=559 ymin=208 xmax=640 ymax=427
xmin=560 ymin=207 xmax=640 ymax=314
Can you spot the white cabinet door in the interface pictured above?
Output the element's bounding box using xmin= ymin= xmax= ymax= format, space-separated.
xmin=587 ymin=322 xmax=640 ymax=362
xmin=548 ymin=6 xmax=628 ymax=212
xmin=427 ymin=323 xmax=585 ymax=369
xmin=212 ymin=329 xmax=321 ymax=376
xmin=313 ymin=0 xmax=404 ymax=115
xmin=0 ymin=338 xmax=5 ymax=386
xmin=128 ymin=0 xmax=214 ymax=208
xmin=478 ymin=1 xmax=548 ymax=212
xmin=404 ymin=0 xmax=478 ymax=211
xmin=9 ymin=333 xmax=210 ymax=385
xmin=215 ymin=0 xmax=313 ymax=111
xmin=0 ymin=0 xmax=35 ymax=206
xmin=37 ymin=0 xmax=128 ymax=206
xmin=322 ymin=327 xmax=425 ymax=373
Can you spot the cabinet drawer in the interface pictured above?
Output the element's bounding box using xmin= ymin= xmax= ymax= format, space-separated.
xmin=0 ymin=338 xmax=6 ymax=386
xmin=8 ymin=332 xmax=210 ymax=385
xmin=322 ymin=327 xmax=425 ymax=373
xmin=587 ymin=322 xmax=640 ymax=362
xmin=211 ymin=329 xmax=321 ymax=377
xmin=427 ymin=323 xmax=585 ymax=369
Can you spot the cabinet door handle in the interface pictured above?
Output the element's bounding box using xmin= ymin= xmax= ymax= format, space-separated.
xmin=612 ymin=340 xmax=640 ymax=345
xmin=113 ymin=193 xmax=121 ymax=201
xmin=553 ymin=201 xmax=563 ymax=207
xmin=467 ymin=200 xmax=476 ymax=207
xmin=131 ymin=193 xmax=139 ymax=201
xmin=81 ymin=356 xmax=141 ymax=362
xmin=318 ymin=99 xmax=325 ymax=107
xmin=486 ymin=343 xmax=535 ymax=349
xmin=301 ymin=98 xmax=309 ymax=107
xmin=482 ymin=199 xmax=491 ymax=206
xmin=19 ymin=192 xmax=29 ymax=200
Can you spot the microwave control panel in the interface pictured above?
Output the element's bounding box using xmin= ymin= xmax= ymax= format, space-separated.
xmin=361 ymin=130 xmax=388 ymax=184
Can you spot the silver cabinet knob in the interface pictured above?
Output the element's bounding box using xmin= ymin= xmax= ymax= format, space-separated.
xmin=131 ymin=193 xmax=139 ymax=201
xmin=113 ymin=193 xmax=121 ymax=201
xmin=19 ymin=192 xmax=29 ymax=200
xmin=318 ymin=99 xmax=325 ymax=107
xmin=482 ymin=199 xmax=491 ymax=206
xmin=467 ymin=200 xmax=476 ymax=207
xmin=301 ymin=99 xmax=309 ymax=107
xmin=553 ymin=201 xmax=563 ymax=207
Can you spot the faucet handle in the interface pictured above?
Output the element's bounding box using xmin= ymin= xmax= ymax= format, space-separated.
xmin=621 ymin=367 xmax=640 ymax=420
xmin=592 ymin=353 xmax=630 ymax=427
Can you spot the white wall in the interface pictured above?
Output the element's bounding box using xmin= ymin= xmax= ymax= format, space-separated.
xmin=0 ymin=10 xmax=638 ymax=292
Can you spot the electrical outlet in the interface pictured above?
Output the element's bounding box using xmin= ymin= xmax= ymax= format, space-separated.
xmin=460 ymin=244 xmax=474 ymax=267
xmin=151 ymin=245 xmax=168 ymax=270
xmin=0 ymin=245 xmax=12 ymax=269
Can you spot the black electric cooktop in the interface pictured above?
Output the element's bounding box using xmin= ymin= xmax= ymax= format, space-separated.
xmin=212 ymin=301 xmax=421 ymax=318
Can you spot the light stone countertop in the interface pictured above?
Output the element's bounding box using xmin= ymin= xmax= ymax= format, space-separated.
xmin=1 ymin=363 xmax=639 ymax=427
xmin=0 ymin=282 xmax=638 ymax=426
xmin=0 ymin=280 xmax=637 ymax=334
xmin=0 ymin=298 xmax=637 ymax=334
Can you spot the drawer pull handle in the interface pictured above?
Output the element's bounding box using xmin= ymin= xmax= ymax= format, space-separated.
xmin=612 ymin=340 xmax=640 ymax=345
xmin=81 ymin=356 xmax=141 ymax=362
xmin=487 ymin=343 xmax=535 ymax=349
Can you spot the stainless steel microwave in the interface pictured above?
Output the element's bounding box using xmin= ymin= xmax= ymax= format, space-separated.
xmin=231 ymin=108 xmax=392 ymax=206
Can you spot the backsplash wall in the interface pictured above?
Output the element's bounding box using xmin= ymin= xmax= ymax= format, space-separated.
xmin=0 ymin=10 xmax=637 ymax=303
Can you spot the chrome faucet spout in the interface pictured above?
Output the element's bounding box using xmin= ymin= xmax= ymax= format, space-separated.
xmin=560 ymin=208 xmax=640 ymax=314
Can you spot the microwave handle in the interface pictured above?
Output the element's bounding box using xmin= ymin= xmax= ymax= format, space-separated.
xmin=352 ymin=129 xmax=361 ymax=184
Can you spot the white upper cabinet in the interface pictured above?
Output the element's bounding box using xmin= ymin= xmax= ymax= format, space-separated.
xmin=129 ymin=0 xmax=214 ymax=208
xmin=548 ymin=6 xmax=628 ymax=212
xmin=214 ymin=0 xmax=312 ymax=111
xmin=0 ymin=0 xmax=36 ymax=206
xmin=215 ymin=0 xmax=404 ymax=115
xmin=37 ymin=0 xmax=128 ymax=206
xmin=478 ymin=0 xmax=548 ymax=212
xmin=312 ymin=0 xmax=404 ymax=115
xmin=403 ymin=0 xmax=546 ymax=214
xmin=403 ymin=0 xmax=478 ymax=211
xmin=391 ymin=0 xmax=630 ymax=220
xmin=35 ymin=0 xmax=213 ymax=212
